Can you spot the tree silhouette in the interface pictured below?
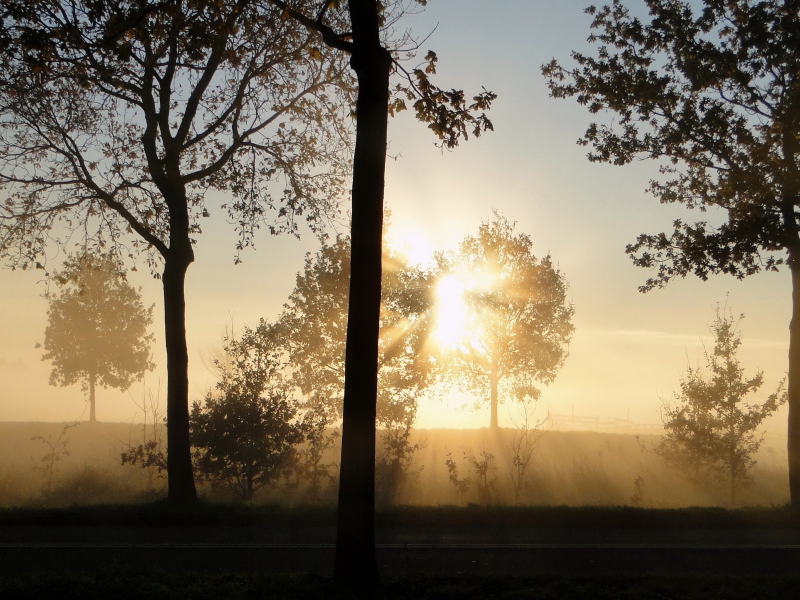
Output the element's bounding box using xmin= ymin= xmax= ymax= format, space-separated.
xmin=656 ymin=307 xmax=786 ymax=506
xmin=40 ymin=252 xmax=154 ymax=423
xmin=1 ymin=1 xmax=351 ymax=502
xmin=278 ymin=236 xmax=436 ymax=424
xmin=270 ymin=1 xmax=495 ymax=583
xmin=278 ymin=236 xmax=435 ymax=506
xmin=442 ymin=213 xmax=574 ymax=430
xmin=543 ymin=0 xmax=800 ymax=504
xmin=190 ymin=322 xmax=307 ymax=501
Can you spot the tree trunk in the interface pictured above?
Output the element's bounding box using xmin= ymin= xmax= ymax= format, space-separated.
xmin=88 ymin=371 xmax=96 ymax=423
xmin=163 ymin=248 xmax=198 ymax=503
xmin=490 ymin=373 xmax=499 ymax=430
xmin=730 ymin=437 xmax=736 ymax=507
xmin=334 ymin=0 xmax=391 ymax=587
xmin=788 ymin=262 xmax=800 ymax=505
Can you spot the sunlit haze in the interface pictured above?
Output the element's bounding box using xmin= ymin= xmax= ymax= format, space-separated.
xmin=434 ymin=276 xmax=467 ymax=348
xmin=0 ymin=0 xmax=790 ymax=438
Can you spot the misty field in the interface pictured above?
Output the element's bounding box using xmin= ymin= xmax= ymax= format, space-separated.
xmin=0 ymin=422 xmax=788 ymax=508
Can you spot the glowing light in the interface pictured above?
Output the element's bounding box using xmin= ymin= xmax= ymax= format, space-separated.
xmin=391 ymin=226 xmax=434 ymax=266
xmin=435 ymin=275 xmax=467 ymax=348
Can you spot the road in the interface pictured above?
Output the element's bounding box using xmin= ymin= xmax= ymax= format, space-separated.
xmin=2 ymin=526 xmax=799 ymax=576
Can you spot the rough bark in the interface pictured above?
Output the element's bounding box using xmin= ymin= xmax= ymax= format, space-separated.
xmin=334 ymin=0 xmax=391 ymax=587
xmin=788 ymin=261 xmax=800 ymax=505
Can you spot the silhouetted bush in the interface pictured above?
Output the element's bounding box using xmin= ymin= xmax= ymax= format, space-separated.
xmin=190 ymin=323 xmax=308 ymax=501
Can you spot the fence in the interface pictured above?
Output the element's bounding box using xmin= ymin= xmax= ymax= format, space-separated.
xmin=545 ymin=410 xmax=663 ymax=433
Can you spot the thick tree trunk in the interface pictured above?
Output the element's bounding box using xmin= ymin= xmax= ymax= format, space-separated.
xmin=788 ymin=263 xmax=800 ymax=505
xmin=88 ymin=372 xmax=96 ymax=423
xmin=334 ymin=0 xmax=391 ymax=587
xmin=163 ymin=248 xmax=197 ymax=503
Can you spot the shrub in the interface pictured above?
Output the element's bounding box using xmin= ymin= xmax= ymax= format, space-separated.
xmin=190 ymin=322 xmax=307 ymax=501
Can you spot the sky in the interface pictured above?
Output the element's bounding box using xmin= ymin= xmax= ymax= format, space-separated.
xmin=0 ymin=0 xmax=791 ymax=438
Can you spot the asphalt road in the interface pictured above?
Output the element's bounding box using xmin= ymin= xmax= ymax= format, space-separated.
xmin=2 ymin=526 xmax=800 ymax=576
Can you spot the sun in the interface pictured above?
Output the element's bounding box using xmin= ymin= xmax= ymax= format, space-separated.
xmin=434 ymin=275 xmax=467 ymax=348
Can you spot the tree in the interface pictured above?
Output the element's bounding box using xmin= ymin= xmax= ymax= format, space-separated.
xmin=278 ymin=235 xmax=436 ymax=422
xmin=190 ymin=321 xmax=307 ymax=501
xmin=270 ymin=0 xmax=495 ymax=583
xmin=542 ymin=0 xmax=800 ymax=504
xmin=441 ymin=213 xmax=574 ymax=430
xmin=40 ymin=252 xmax=154 ymax=422
xmin=656 ymin=307 xmax=786 ymax=505
xmin=1 ymin=1 xmax=351 ymax=502
xmin=278 ymin=236 xmax=436 ymax=503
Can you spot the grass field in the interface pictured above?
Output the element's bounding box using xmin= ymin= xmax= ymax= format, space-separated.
xmin=0 ymin=422 xmax=790 ymax=508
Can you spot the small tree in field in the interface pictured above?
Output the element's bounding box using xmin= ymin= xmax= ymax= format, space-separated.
xmin=190 ymin=322 xmax=307 ymax=501
xmin=440 ymin=213 xmax=574 ymax=430
xmin=40 ymin=252 xmax=154 ymax=422
xmin=656 ymin=307 xmax=786 ymax=505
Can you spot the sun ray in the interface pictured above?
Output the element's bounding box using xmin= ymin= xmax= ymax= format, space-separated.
xmin=434 ymin=275 xmax=467 ymax=348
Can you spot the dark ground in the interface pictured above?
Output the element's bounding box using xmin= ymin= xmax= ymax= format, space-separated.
xmin=2 ymin=524 xmax=800 ymax=577
xmin=1 ymin=505 xmax=800 ymax=583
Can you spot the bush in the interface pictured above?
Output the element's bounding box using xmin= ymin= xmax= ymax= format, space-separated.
xmin=190 ymin=322 xmax=308 ymax=501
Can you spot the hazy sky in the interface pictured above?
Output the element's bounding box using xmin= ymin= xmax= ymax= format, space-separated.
xmin=0 ymin=0 xmax=791 ymax=435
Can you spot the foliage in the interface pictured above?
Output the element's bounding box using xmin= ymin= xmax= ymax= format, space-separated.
xmin=39 ymin=252 xmax=154 ymax=421
xmin=268 ymin=0 xmax=496 ymax=579
xmin=375 ymin=404 xmax=426 ymax=506
xmin=508 ymin=401 xmax=548 ymax=505
xmin=120 ymin=383 xmax=167 ymax=491
xmin=0 ymin=0 xmax=352 ymax=271
xmin=0 ymin=0 xmax=356 ymax=498
xmin=443 ymin=447 xmax=497 ymax=505
xmin=543 ymin=0 xmax=800 ymax=505
xmin=444 ymin=447 xmax=472 ymax=505
xmin=655 ymin=307 xmax=786 ymax=505
xmin=267 ymin=0 xmax=496 ymax=150
xmin=470 ymin=449 xmax=498 ymax=506
xmin=630 ymin=476 xmax=645 ymax=507
xmin=190 ymin=323 xmax=307 ymax=501
xmin=277 ymin=236 xmax=434 ymax=503
xmin=278 ymin=235 xmax=436 ymax=424
xmin=291 ymin=406 xmax=340 ymax=503
xmin=543 ymin=0 xmax=800 ymax=287
xmin=440 ymin=212 xmax=574 ymax=428
xmin=32 ymin=422 xmax=79 ymax=495
xmin=277 ymin=238 xmax=351 ymax=417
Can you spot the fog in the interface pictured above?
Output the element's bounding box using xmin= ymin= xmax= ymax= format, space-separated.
xmin=0 ymin=0 xmax=793 ymax=509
